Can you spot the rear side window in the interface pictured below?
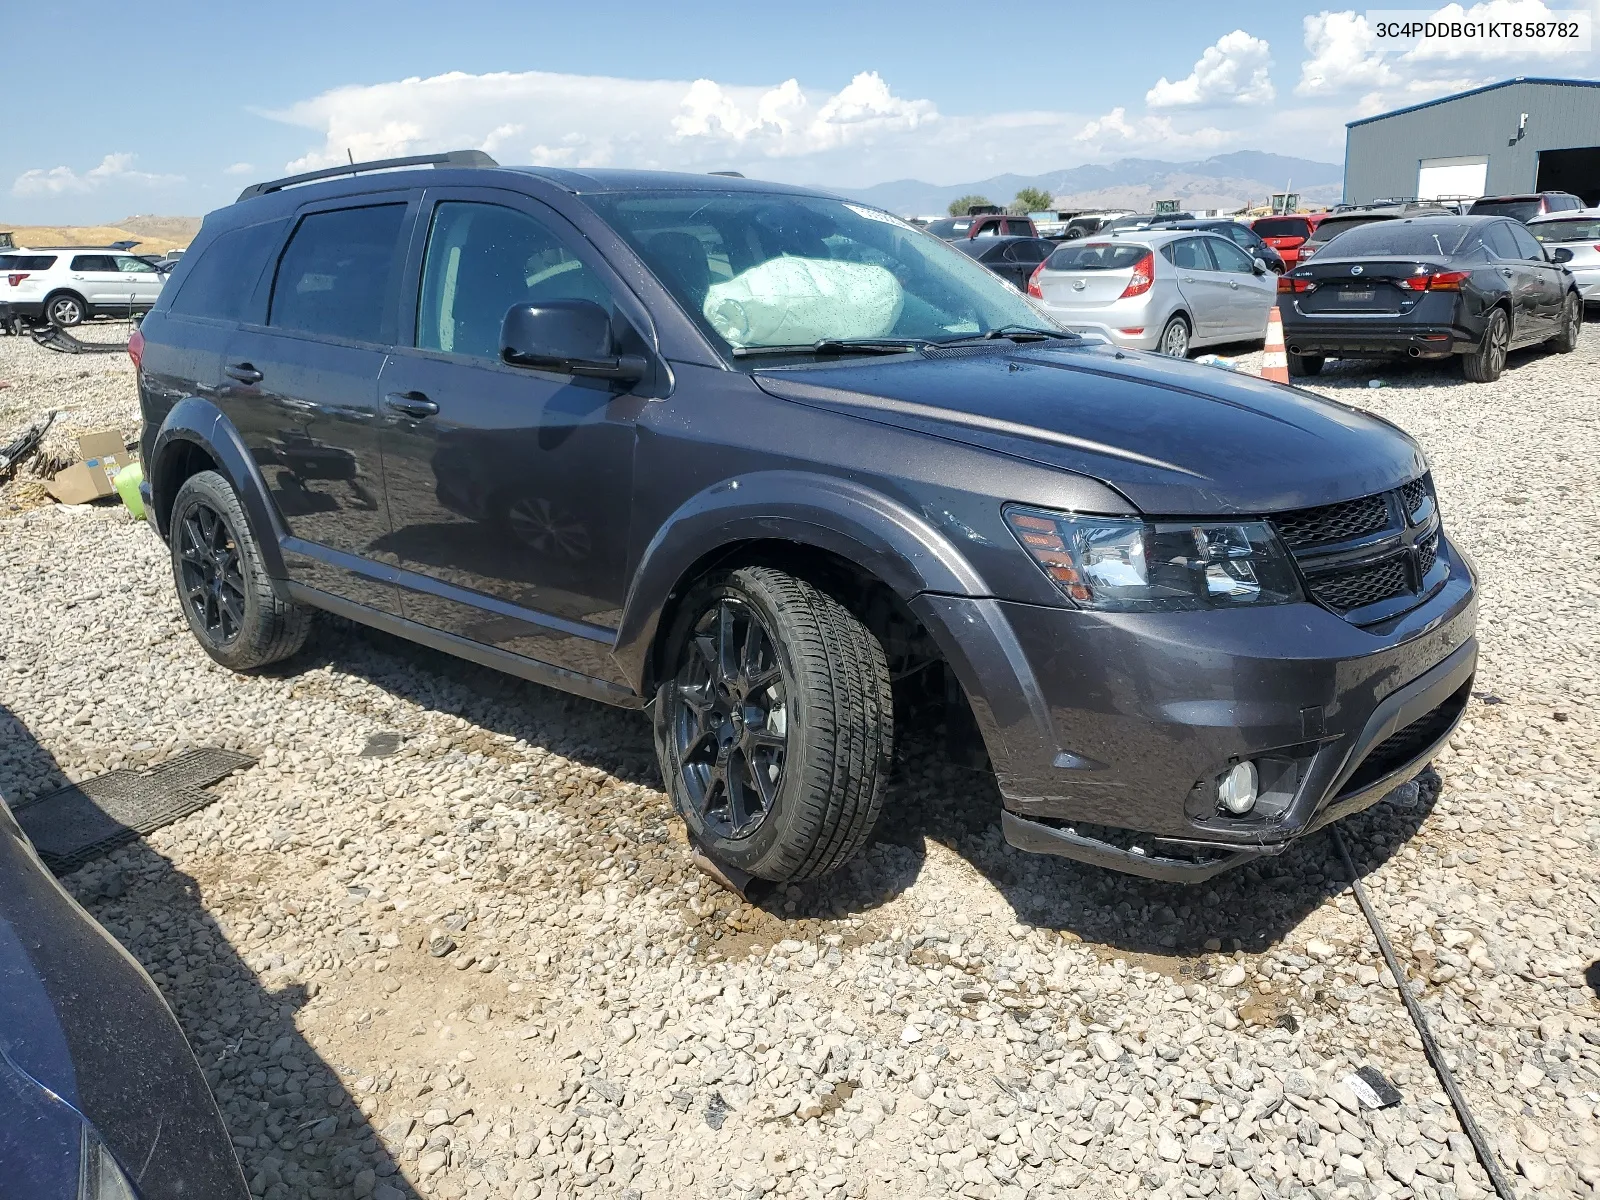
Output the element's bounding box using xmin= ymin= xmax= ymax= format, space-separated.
xmin=0 ymin=254 xmax=56 ymax=270
xmin=269 ymin=204 xmax=407 ymax=343
xmin=1003 ymin=219 xmax=1032 ymax=235
xmin=71 ymin=254 xmax=117 ymax=271
xmin=1507 ymin=222 xmax=1546 ymax=260
xmin=1163 ymin=238 xmax=1214 ymax=271
xmin=169 ymin=220 xmax=286 ymax=322
xmin=1046 ymin=242 xmax=1150 ymax=271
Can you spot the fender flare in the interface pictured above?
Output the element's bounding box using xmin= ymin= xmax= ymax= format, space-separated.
xmin=149 ymin=397 xmax=291 ymax=592
xmin=610 ymin=470 xmax=989 ymax=693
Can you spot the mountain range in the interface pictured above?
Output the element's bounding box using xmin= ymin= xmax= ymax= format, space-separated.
xmin=833 ymin=151 xmax=1345 ymax=216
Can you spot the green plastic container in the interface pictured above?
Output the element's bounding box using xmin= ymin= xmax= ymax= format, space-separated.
xmin=113 ymin=461 xmax=145 ymax=520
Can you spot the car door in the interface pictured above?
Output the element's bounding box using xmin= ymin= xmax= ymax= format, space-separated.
xmin=1204 ymin=234 xmax=1276 ymax=338
xmin=375 ymin=190 xmax=649 ymax=685
xmin=1506 ymin=220 xmax=1565 ymax=330
xmin=220 ymin=197 xmax=414 ymax=610
xmin=112 ymin=254 xmax=163 ymax=310
xmin=1164 ymin=237 xmax=1230 ymax=340
xmin=1004 ymin=239 xmax=1051 ymax=290
xmin=67 ymin=253 xmax=120 ymax=307
xmin=1484 ymin=221 xmax=1544 ymax=343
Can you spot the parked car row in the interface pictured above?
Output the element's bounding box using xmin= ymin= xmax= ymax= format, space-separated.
xmin=0 ymin=246 xmax=171 ymax=326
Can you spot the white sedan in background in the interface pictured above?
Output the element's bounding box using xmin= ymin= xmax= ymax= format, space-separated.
xmin=1027 ymin=230 xmax=1277 ymax=357
xmin=1528 ymin=208 xmax=1600 ymax=307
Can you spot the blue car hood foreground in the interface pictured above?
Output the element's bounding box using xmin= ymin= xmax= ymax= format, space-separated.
xmin=0 ymin=795 xmax=247 ymax=1199
xmin=753 ymin=342 xmax=1425 ymax=515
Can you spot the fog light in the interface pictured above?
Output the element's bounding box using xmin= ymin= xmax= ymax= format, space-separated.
xmin=1218 ymin=761 xmax=1258 ymax=814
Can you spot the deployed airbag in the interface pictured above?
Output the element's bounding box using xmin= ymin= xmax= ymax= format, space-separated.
xmin=704 ymin=256 xmax=904 ymax=347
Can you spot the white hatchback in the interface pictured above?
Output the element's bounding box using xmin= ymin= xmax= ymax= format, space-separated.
xmin=0 ymin=247 xmax=166 ymax=327
xmin=1028 ymin=230 xmax=1276 ymax=356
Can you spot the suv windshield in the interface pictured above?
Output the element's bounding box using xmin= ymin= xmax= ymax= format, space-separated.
xmin=1253 ymin=217 xmax=1311 ymax=239
xmin=588 ymin=192 xmax=1050 ymax=354
xmin=1530 ymin=217 xmax=1600 ymax=242
xmin=1317 ymin=222 xmax=1471 ymax=257
xmin=1467 ymin=199 xmax=1540 ymax=221
xmin=923 ymin=218 xmax=971 ymax=239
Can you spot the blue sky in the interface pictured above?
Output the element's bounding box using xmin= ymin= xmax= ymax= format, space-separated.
xmin=4 ymin=0 xmax=1597 ymax=223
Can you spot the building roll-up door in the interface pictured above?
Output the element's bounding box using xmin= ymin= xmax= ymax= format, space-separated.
xmin=1417 ymin=156 xmax=1489 ymax=200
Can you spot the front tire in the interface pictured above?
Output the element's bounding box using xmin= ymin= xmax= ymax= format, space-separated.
xmin=1462 ymin=307 xmax=1509 ymax=382
xmin=1551 ymin=292 xmax=1582 ymax=353
xmin=47 ymin=293 xmax=85 ymax=327
xmin=170 ymin=471 xmax=311 ymax=671
xmin=1157 ymin=315 xmax=1191 ymax=358
xmin=654 ymin=566 xmax=893 ymax=883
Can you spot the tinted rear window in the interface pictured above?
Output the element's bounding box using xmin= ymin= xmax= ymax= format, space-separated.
xmin=1530 ymin=217 xmax=1600 ymax=242
xmin=925 ymin=219 xmax=970 ymax=238
xmin=0 ymin=255 xmax=57 ymax=270
xmin=1317 ymin=221 xmax=1472 ymax=257
xmin=269 ymin=204 xmax=407 ymax=343
xmin=1253 ymin=217 xmax=1310 ymax=239
xmin=1308 ymin=216 xmax=1384 ymax=244
xmin=1467 ymin=199 xmax=1540 ymax=221
xmin=1045 ymin=243 xmax=1149 ymax=271
xmin=168 ymin=220 xmax=287 ymax=322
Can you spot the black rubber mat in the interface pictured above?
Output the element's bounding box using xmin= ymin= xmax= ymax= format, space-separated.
xmin=13 ymin=748 xmax=255 ymax=873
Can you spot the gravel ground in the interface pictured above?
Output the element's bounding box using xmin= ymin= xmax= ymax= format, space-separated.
xmin=1 ymin=325 xmax=1597 ymax=1200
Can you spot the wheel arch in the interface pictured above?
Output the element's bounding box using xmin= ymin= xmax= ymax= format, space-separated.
xmin=149 ymin=398 xmax=292 ymax=593
xmin=612 ymin=471 xmax=989 ymax=698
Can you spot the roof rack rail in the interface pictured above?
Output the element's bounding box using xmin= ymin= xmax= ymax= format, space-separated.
xmin=237 ymin=149 xmax=498 ymax=202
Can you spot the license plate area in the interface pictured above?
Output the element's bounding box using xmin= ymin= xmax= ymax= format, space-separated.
xmin=1338 ymin=288 xmax=1376 ymax=303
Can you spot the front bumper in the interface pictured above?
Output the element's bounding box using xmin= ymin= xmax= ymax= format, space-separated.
xmin=913 ymin=534 xmax=1477 ymax=882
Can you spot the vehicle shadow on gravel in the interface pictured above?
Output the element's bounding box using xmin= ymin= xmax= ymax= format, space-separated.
xmin=1308 ymin=343 xmax=1559 ymax=388
xmin=0 ymin=704 xmax=419 ymax=1200
xmin=276 ymin=618 xmax=1439 ymax=962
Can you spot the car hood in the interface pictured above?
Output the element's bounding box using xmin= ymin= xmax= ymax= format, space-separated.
xmin=752 ymin=342 xmax=1425 ymax=515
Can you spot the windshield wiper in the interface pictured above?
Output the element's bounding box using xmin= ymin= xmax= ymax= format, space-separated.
xmin=936 ymin=325 xmax=1079 ymax=346
xmin=731 ymin=338 xmax=929 ymax=358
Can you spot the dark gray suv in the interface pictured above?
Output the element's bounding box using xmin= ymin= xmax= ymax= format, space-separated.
xmin=134 ymin=151 xmax=1478 ymax=887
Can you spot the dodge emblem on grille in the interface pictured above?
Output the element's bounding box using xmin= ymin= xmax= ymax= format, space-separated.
xmin=1350 ymin=265 xmax=1364 ymax=275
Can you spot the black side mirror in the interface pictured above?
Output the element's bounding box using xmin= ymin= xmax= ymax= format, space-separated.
xmin=500 ymin=300 xmax=646 ymax=383
xmin=1551 ymin=246 xmax=1574 ymax=264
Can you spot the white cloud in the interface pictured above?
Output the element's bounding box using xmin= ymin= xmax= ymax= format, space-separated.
xmin=12 ymin=153 xmax=182 ymax=197
xmin=1147 ymin=30 xmax=1275 ymax=108
xmin=267 ymin=68 xmax=937 ymax=178
xmin=223 ymin=161 xmax=256 ymax=176
xmin=1074 ymin=107 xmax=1232 ymax=155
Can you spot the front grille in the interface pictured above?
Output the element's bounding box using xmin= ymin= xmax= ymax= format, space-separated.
xmin=1417 ymin=532 xmax=1438 ymax=578
xmin=1339 ymin=685 xmax=1468 ymax=796
xmin=1400 ymin=477 xmax=1429 ymax=520
xmin=1272 ymin=494 xmax=1390 ymax=550
xmin=1271 ymin=477 xmax=1444 ymax=624
xmin=1308 ymin=557 xmax=1411 ymax=612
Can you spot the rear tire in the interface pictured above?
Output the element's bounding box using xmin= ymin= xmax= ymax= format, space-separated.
xmin=1157 ymin=315 xmax=1190 ymax=358
xmin=46 ymin=292 xmax=85 ymax=328
xmin=654 ymin=566 xmax=893 ymax=883
xmin=1287 ymin=353 xmax=1325 ymax=377
xmin=170 ymin=470 xmax=311 ymax=671
xmin=1551 ymin=292 xmax=1582 ymax=353
xmin=1462 ymin=308 xmax=1509 ymax=382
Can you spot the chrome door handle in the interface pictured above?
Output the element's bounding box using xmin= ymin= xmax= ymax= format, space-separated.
xmin=224 ymin=362 xmax=263 ymax=384
xmin=383 ymin=391 xmax=438 ymax=419
xmin=1229 ymin=281 xmax=1240 ymax=289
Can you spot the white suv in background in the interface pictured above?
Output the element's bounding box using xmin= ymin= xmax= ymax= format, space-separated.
xmin=0 ymin=247 xmax=166 ymax=326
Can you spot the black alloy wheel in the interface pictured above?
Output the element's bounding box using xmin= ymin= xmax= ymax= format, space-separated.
xmin=669 ymin=597 xmax=789 ymax=840
xmin=178 ymin=500 xmax=248 ymax=645
xmin=1552 ymin=293 xmax=1582 ymax=353
xmin=1463 ymin=308 xmax=1509 ymax=382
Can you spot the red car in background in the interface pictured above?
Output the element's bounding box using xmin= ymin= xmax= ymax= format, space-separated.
xmin=1250 ymin=213 xmax=1328 ymax=268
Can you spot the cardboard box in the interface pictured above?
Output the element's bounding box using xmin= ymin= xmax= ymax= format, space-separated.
xmin=46 ymin=431 xmax=137 ymax=505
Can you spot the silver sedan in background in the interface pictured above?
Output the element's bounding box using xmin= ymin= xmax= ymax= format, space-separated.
xmin=1528 ymin=208 xmax=1600 ymax=307
xmin=1027 ymin=230 xmax=1277 ymax=356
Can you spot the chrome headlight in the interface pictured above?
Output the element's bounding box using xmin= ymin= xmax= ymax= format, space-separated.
xmin=1005 ymin=506 xmax=1302 ymax=611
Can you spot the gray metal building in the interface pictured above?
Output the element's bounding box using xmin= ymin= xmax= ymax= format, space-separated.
xmin=1344 ymin=77 xmax=1600 ymax=206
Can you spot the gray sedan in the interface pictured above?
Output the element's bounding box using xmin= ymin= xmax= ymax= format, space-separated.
xmin=1528 ymin=208 xmax=1600 ymax=306
xmin=1028 ymin=230 xmax=1277 ymax=356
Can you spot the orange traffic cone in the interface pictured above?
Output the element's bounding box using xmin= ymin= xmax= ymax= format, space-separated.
xmin=1260 ymin=303 xmax=1290 ymax=383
